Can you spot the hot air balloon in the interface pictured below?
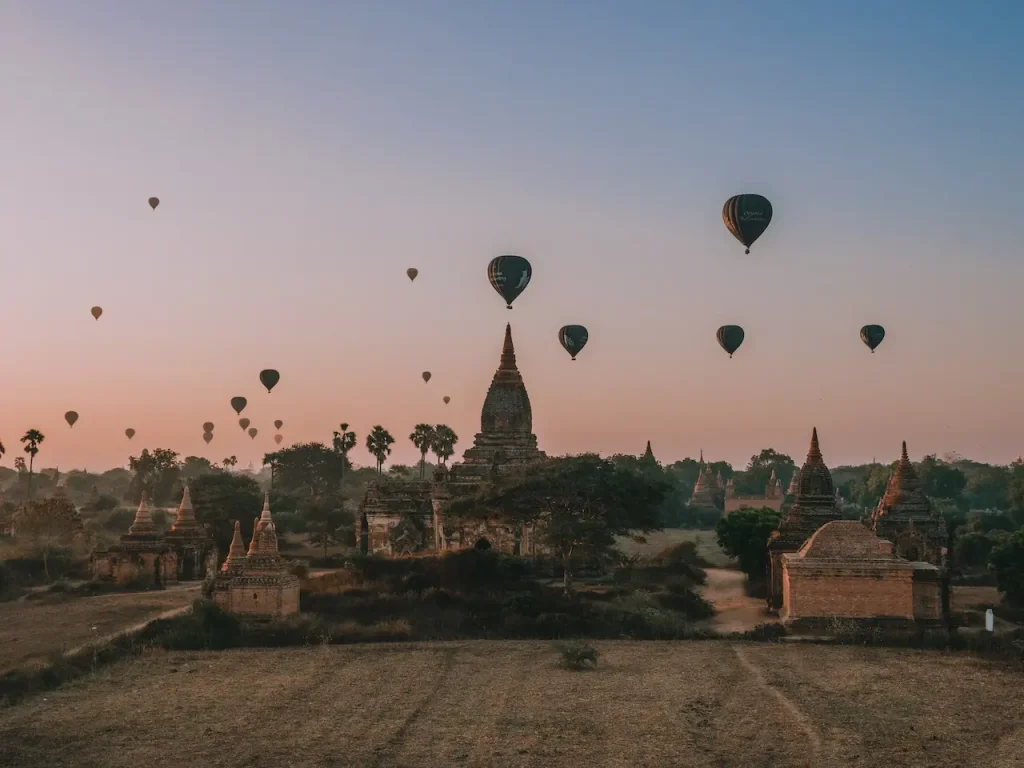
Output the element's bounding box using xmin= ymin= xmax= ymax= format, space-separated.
xmin=259 ymin=369 xmax=280 ymax=393
xmin=487 ymin=255 xmax=532 ymax=309
xmin=273 ymin=419 xmax=283 ymax=430
xmin=860 ymin=325 xmax=886 ymax=353
xmin=125 ymin=428 xmax=135 ymax=440
xmin=148 ymin=197 xmax=160 ymax=210
xmin=203 ymin=431 xmax=213 ymax=444
xmin=716 ymin=325 xmax=745 ymax=358
xmin=407 ymin=268 xmax=418 ymax=282
xmin=230 ymin=397 xmax=247 ymax=415
xmin=558 ymin=325 xmax=589 ymax=361
xmin=90 ymin=306 xmax=103 ymax=321
xmin=722 ymin=194 xmax=773 ymax=254
xmin=65 ymin=411 xmax=79 ymax=428
xmin=443 ymin=396 xmax=450 ymax=405
xmin=248 ymin=427 xmax=258 ymax=440
xmin=239 ymin=418 xmax=250 ymax=431
xmin=422 ymin=371 xmax=431 ymax=383
xmin=203 ymin=422 xmax=214 ymax=433
xmin=274 ymin=434 xmax=283 ymax=445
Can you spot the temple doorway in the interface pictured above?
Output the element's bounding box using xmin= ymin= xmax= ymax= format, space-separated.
xmin=474 ymin=538 xmax=492 ymax=550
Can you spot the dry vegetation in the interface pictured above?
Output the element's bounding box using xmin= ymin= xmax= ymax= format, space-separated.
xmin=1 ymin=640 xmax=1021 ymax=768
xmin=615 ymin=528 xmax=733 ymax=567
xmin=0 ymin=584 xmax=200 ymax=673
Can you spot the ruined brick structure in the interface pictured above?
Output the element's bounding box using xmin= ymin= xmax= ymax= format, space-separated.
xmin=724 ymin=469 xmax=785 ymax=515
xmin=163 ymin=486 xmax=217 ymax=580
xmin=767 ymin=428 xmax=841 ymax=612
xmin=781 ymin=520 xmax=942 ymax=627
xmin=871 ymin=441 xmax=948 ymax=566
xmin=91 ymin=492 xmax=177 ymax=587
xmin=358 ymin=323 xmax=547 ymax=556
xmin=212 ymin=494 xmax=299 ymax=619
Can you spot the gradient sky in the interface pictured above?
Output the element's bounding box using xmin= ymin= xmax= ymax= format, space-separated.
xmin=2 ymin=1 xmax=1023 ymax=473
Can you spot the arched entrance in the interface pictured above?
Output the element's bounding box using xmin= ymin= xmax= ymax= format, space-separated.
xmin=474 ymin=538 xmax=492 ymax=551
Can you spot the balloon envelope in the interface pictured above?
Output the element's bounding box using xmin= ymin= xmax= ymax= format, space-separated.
xmin=125 ymin=428 xmax=135 ymax=439
xmin=90 ymin=306 xmax=102 ymax=320
xmin=443 ymin=396 xmax=450 ymax=405
xmin=259 ymin=369 xmax=280 ymax=393
xmin=202 ymin=422 xmax=214 ymax=433
xmin=722 ymin=194 xmax=773 ymax=253
xmin=487 ymin=255 xmax=532 ymax=309
xmin=422 ymin=371 xmax=431 ymax=383
xmin=716 ymin=325 xmax=745 ymax=358
xmin=230 ymin=397 xmax=247 ymax=415
xmin=407 ymin=268 xmax=418 ymax=281
xmin=860 ymin=324 xmax=886 ymax=352
xmin=274 ymin=419 xmax=283 ymax=430
xmin=248 ymin=427 xmax=258 ymax=439
xmin=148 ymin=197 xmax=159 ymax=210
xmin=274 ymin=434 xmax=283 ymax=445
xmin=558 ymin=325 xmax=589 ymax=360
xmin=202 ymin=431 xmax=213 ymax=444
xmin=65 ymin=411 xmax=79 ymax=428
xmin=239 ymin=418 xmax=250 ymax=430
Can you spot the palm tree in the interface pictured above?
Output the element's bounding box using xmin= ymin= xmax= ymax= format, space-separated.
xmin=332 ymin=423 xmax=357 ymax=487
xmin=409 ymin=424 xmax=436 ymax=479
xmin=0 ymin=438 xmax=5 ymax=464
xmin=431 ymin=425 xmax=458 ymax=466
xmin=365 ymin=426 xmax=395 ymax=474
xmin=222 ymin=456 xmax=237 ymax=470
xmin=20 ymin=429 xmax=45 ymax=501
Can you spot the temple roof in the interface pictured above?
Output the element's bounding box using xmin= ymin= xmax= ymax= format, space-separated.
xmin=128 ymin=492 xmax=155 ymax=536
xmin=793 ymin=521 xmax=897 ymax=560
xmin=169 ymin=485 xmax=198 ymax=532
xmin=221 ymin=521 xmax=247 ymax=571
xmin=795 ymin=428 xmax=834 ymax=499
xmin=873 ymin=441 xmax=941 ymax=528
xmin=642 ymin=441 xmax=655 ymax=461
xmin=480 ymin=324 xmax=533 ymax=434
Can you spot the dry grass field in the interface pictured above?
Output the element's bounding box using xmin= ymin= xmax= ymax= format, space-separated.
xmin=615 ymin=528 xmax=733 ymax=568
xmin=1 ymin=640 xmax=1021 ymax=768
xmin=0 ymin=583 xmax=200 ymax=673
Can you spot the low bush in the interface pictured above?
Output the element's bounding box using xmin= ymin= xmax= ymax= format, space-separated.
xmin=555 ymin=640 xmax=598 ymax=670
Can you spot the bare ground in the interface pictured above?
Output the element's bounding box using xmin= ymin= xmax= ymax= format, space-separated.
xmin=0 ymin=583 xmax=200 ymax=673
xmin=1 ymin=640 xmax=1021 ymax=768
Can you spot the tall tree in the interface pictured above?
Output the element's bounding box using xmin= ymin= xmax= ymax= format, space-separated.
xmin=301 ymin=493 xmax=353 ymax=559
xmin=222 ymin=455 xmax=238 ymax=471
xmin=263 ymin=443 xmax=345 ymax=497
xmin=446 ymin=454 xmax=668 ymax=594
xmin=128 ymin=448 xmax=181 ymax=505
xmin=14 ymin=494 xmax=80 ymax=580
xmin=715 ymin=507 xmax=781 ymax=582
xmin=409 ymin=424 xmax=436 ymax=479
xmin=917 ymin=455 xmax=967 ymax=502
xmin=732 ymin=449 xmax=795 ymax=496
xmin=20 ymin=429 xmax=45 ymax=502
xmin=332 ymin=423 xmax=357 ymax=487
xmin=366 ymin=426 xmax=395 ymax=474
xmin=189 ymin=471 xmax=263 ymax=563
xmin=989 ymin=529 xmax=1024 ymax=608
xmin=431 ymin=425 xmax=458 ymax=466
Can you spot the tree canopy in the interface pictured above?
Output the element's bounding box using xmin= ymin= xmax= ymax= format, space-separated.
xmin=263 ymin=442 xmax=347 ymax=498
xmin=715 ymin=507 xmax=781 ymax=582
xmin=128 ymin=448 xmax=181 ymax=505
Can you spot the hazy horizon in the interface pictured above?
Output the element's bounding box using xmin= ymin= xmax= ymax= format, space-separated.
xmin=2 ymin=1 xmax=1023 ymax=472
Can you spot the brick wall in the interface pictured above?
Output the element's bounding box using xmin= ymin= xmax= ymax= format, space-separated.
xmin=782 ymin=570 xmax=915 ymax=621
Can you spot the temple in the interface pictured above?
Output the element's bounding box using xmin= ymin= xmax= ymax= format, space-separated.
xmin=212 ymin=493 xmax=299 ymax=619
xmin=642 ymin=441 xmax=656 ymax=462
xmin=724 ymin=468 xmax=785 ymax=515
xmin=871 ymin=441 xmax=948 ymax=566
xmin=767 ymin=428 xmax=841 ymax=612
xmin=91 ymin=492 xmax=177 ymax=586
xmin=163 ymin=486 xmax=217 ymax=580
xmin=358 ymin=323 xmax=548 ymax=555
xmin=687 ymin=452 xmax=722 ymax=513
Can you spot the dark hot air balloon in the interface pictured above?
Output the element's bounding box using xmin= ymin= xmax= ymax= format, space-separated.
xmin=203 ymin=431 xmax=213 ymax=444
xmin=487 ymin=255 xmax=532 ymax=309
xmin=407 ymin=268 xmax=418 ymax=281
xmin=239 ymin=418 xmax=250 ymax=431
xmin=422 ymin=371 xmax=431 ymax=383
xmin=203 ymin=422 xmax=214 ymax=433
xmin=90 ymin=306 xmax=103 ymax=320
xmin=248 ymin=427 xmax=258 ymax=440
xmin=274 ymin=419 xmax=283 ymax=430
xmin=443 ymin=396 xmax=450 ymax=405
xmin=274 ymin=434 xmax=283 ymax=445
xmin=860 ymin=325 xmax=886 ymax=353
xmin=716 ymin=325 xmax=745 ymax=358
xmin=148 ymin=197 xmax=160 ymax=210
xmin=722 ymin=194 xmax=773 ymax=253
xmin=558 ymin=325 xmax=589 ymax=361
xmin=259 ymin=369 xmax=280 ymax=393
xmin=230 ymin=397 xmax=247 ymax=415
xmin=64 ymin=411 xmax=79 ymax=428
xmin=125 ymin=428 xmax=135 ymax=440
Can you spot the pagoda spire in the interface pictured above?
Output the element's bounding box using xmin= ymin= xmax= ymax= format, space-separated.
xmin=260 ymin=491 xmax=273 ymax=523
xmin=806 ymin=427 xmax=823 ymax=465
xmin=499 ymin=323 xmax=517 ymax=371
xmin=173 ymin=485 xmax=196 ymax=527
xmin=247 ymin=516 xmax=259 ymax=555
xmin=642 ymin=441 xmax=655 ymax=461
xmin=129 ymin=492 xmax=155 ymax=535
xmin=221 ymin=521 xmax=247 ymax=571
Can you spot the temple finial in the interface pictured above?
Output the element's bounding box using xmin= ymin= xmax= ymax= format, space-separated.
xmin=129 ymin=491 xmax=154 ymax=535
xmin=806 ymin=427 xmax=823 ymax=464
xmin=499 ymin=323 xmax=517 ymax=370
xmin=260 ymin=491 xmax=273 ymax=522
xmin=247 ymin=516 xmax=259 ymax=555
xmin=222 ymin=521 xmax=247 ymax=571
xmin=901 ymin=441 xmax=909 ymax=462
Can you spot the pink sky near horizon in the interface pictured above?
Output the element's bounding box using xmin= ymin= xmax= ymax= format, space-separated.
xmin=2 ymin=3 xmax=1023 ymax=474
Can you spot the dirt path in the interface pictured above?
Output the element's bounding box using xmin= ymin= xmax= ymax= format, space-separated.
xmin=699 ymin=567 xmax=776 ymax=633
xmin=0 ymin=583 xmax=200 ymax=674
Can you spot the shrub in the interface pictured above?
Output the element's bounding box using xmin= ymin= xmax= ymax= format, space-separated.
xmin=102 ymin=508 xmax=136 ymax=532
xmin=555 ymin=641 xmax=598 ymax=670
xmin=150 ymin=599 xmax=242 ymax=650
